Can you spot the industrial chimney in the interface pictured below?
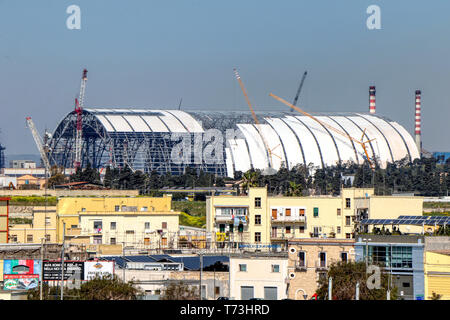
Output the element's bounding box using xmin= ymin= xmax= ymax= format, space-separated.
xmin=415 ymin=90 xmax=422 ymax=156
xmin=369 ymin=86 xmax=376 ymax=114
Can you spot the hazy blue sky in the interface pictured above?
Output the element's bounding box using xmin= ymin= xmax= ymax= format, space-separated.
xmin=1 ymin=0 xmax=449 ymax=155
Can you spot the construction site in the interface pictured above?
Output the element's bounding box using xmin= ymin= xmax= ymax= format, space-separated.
xmin=24 ymin=69 xmax=424 ymax=177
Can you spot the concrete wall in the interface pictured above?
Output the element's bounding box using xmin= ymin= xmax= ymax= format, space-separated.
xmin=0 ymin=190 xmax=139 ymax=197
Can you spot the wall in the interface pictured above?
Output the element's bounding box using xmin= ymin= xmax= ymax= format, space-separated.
xmin=0 ymin=200 xmax=8 ymax=243
xmin=424 ymin=251 xmax=450 ymax=300
xmin=9 ymin=207 xmax=57 ymax=243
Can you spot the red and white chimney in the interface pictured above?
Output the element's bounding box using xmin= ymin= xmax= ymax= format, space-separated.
xmin=369 ymin=86 xmax=376 ymax=114
xmin=415 ymin=90 xmax=422 ymax=155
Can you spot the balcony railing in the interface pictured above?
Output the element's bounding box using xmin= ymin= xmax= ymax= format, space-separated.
xmin=271 ymin=232 xmax=297 ymax=240
xmin=215 ymin=215 xmax=234 ymax=222
xmin=66 ymin=228 xmax=81 ymax=237
xmin=315 ymin=260 xmax=328 ymax=270
xmin=272 ymin=216 xmax=306 ymax=223
xmin=295 ymin=261 xmax=307 ymax=271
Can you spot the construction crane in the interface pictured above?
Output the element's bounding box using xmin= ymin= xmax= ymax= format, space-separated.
xmin=74 ymin=69 xmax=88 ymax=169
xmin=233 ymin=68 xmax=281 ymax=169
xmin=269 ymin=93 xmax=376 ymax=170
xmin=26 ymin=117 xmax=51 ymax=176
xmin=291 ymin=71 xmax=307 ymax=111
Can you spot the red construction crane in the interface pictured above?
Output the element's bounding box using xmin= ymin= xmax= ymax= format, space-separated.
xmin=74 ymin=69 xmax=87 ymax=169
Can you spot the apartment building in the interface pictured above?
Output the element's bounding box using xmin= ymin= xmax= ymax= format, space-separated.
xmin=0 ymin=198 xmax=9 ymax=243
xmin=229 ymin=253 xmax=288 ymax=300
xmin=9 ymin=206 xmax=57 ymax=243
xmin=423 ymin=236 xmax=450 ymax=300
xmin=286 ymin=238 xmax=355 ymax=300
xmin=207 ymin=187 xmax=421 ymax=249
xmin=56 ymin=195 xmax=180 ymax=249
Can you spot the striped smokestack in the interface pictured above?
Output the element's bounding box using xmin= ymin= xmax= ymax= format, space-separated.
xmin=415 ymin=90 xmax=422 ymax=155
xmin=369 ymin=86 xmax=376 ymax=114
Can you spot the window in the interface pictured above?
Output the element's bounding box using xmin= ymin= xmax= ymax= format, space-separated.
xmin=285 ymin=208 xmax=291 ymax=216
xmin=271 ymin=264 xmax=280 ymax=273
xmin=286 ymin=226 xmax=291 ymax=234
xmin=215 ymin=286 xmax=220 ymax=296
xmin=318 ymin=272 xmax=327 ymax=282
xmin=255 ymin=197 xmax=261 ymax=208
xmin=110 ymin=238 xmax=116 ymax=245
xmin=299 ymin=209 xmax=305 ymax=216
xmin=93 ymin=221 xmax=102 ymax=233
xmin=81 ymin=208 xmax=86 ymax=212
xmin=298 ymin=251 xmax=306 ymax=267
xmin=341 ymin=252 xmax=348 ymax=262
xmin=255 ymin=215 xmax=261 ymax=225
xmin=71 ymin=225 xmax=78 ymax=229
xmin=264 ymin=287 xmax=278 ymax=300
xmin=271 ymin=227 xmax=277 ymax=238
xmin=255 ymin=232 xmax=261 ymax=243
xmin=319 ymin=252 xmax=326 ymax=268
xmin=313 ymin=227 xmax=320 ymax=237
xmin=239 ymin=264 xmax=247 ymax=272
xmin=126 ymin=230 xmax=135 ymax=234
xmin=402 ymin=282 xmax=410 ymax=288
xmin=110 ymin=222 xmax=116 ymax=230
xmin=144 ymin=238 xmax=150 ymax=246
xmin=337 ymin=226 xmax=341 ymax=234
xmin=346 ymin=233 xmax=351 ymax=239
xmin=162 ymin=222 xmax=167 ymax=229
xmin=145 ymin=222 xmax=150 ymax=229
xmin=238 ymin=224 xmax=244 ymax=233
xmin=299 ymin=226 xmax=305 ymax=233
xmin=346 ymin=216 xmax=351 ymax=226
xmin=27 ymin=234 xmax=33 ymax=243
xmin=313 ymin=207 xmax=319 ymax=217
xmin=345 ymin=198 xmax=351 ymax=208
xmin=337 ymin=208 xmax=341 ymax=216
xmin=45 ymin=217 xmax=51 ymax=226
xmin=272 ymin=209 xmax=277 ymax=219
xmin=115 ymin=205 xmax=120 ymax=212
xmin=142 ymin=206 xmax=148 ymax=212
xmin=219 ymin=224 xmax=225 ymax=233
xmin=93 ymin=235 xmax=102 ymax=244
xmin=229 ymin=224 xmax=234 ymax=233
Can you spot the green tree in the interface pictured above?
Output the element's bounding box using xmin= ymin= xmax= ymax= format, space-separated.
xmin=160 ymin=281 xmax=199 ymax=300
xmin=316 ymin=261 xmax=397 ymax=300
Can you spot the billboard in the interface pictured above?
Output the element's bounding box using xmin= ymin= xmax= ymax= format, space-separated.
xmin=3 ymin=259 xmax=41 ymax=290
xmin=84 ymin=261 xmax=114 ymax=280
xmin=43 ymin=261 xmax=84 ymax=281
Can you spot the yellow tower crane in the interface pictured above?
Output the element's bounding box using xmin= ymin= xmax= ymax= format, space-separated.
xmin=269 ymin=93 xmax=376 ymax=170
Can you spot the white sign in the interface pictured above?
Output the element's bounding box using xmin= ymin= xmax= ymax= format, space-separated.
xmin=84 ymin=261 xmax=114 ymax=280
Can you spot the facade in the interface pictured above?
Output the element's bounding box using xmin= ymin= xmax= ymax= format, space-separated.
xmin=56 ymin=195 xmax=180 ymax=249
xmin=48 ymin=108 xmax=419 ymax=176
xmin=424 ymin=251 xmax=450 ymax=299
xmin=9 ymin=207 xmax=57 ymax=244
xmin=16 ymin=175 xmax=45 ymax=189
xmin=0 ymin=198 xmax=9 ymax=243
xmin=229 ymin=253 xmax=288 ymax=300
xmin=9 ymin=160 xmax=36 ymax=169
xmin=286 ymin=238 xmax=355 ymax=300
xmin=206 ymin=187 xmax=422 ymax=249
xmin=355 ymin=235 xmax=425 ymax=300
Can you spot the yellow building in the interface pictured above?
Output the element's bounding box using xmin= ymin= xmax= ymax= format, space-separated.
xmin=56 ymin=195 xmax=180 ymax=250
xmin=206 ymin=187 xmax=423 ymax=249
xmin=0 ymin=198 xmax=9 ymax=243
xmin=9 ymin=207 xmax=57 ymax=244
xmin=424 ymin=251 xmax=450 ymax=300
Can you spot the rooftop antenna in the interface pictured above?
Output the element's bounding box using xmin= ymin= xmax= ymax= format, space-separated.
xmin=178 ymin=98 xmax=183 ymax=110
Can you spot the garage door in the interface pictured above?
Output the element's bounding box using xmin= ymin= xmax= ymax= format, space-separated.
xmin=264 ymin=287 xmax=277 ymax=300
xmin=241 ymin=286 xmax=254 ymax=300
xmin=428 ymin=276 xmax=450 ymax=299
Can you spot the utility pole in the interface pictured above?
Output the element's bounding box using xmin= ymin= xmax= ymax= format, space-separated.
xmin=328 ymin=276 xmax=332 ymax=300
xmin=40 ymin=238 xmax=43 ymax=300
xmin=60 ymin=222 xmax=65 ymax=300
xmin=355 ymin=282 xmax=360 ymax=300
xmin=122 ymin=241 xmax=126 ymax=282
xmin=199 ymin=252 xmax=203 ymax=300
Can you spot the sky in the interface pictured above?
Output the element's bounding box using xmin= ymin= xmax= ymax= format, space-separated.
xmin=0 ymin=0 xmax=449 ymax=155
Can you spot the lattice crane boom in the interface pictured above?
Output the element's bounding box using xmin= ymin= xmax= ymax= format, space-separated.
xmin=269 ymin=93 xmax=376 ymax=169
xmin=292 ymin=71 xmax=307 ymax=109
xmin=26 ymin=117 xmax=51 ymax=175
xmin=74 ymin=69 xmax=87 ymax=169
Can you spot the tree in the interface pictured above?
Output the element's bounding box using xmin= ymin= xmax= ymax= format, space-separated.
xmin=160 ymin=281 xmax=199 ymax=300
xmin=430 ymin=292 xmax=442 ymax=300
xmin=316 ymin=261 xmax=397 ymax=300
xmin=27 ymin=274 xmax=142 ymax=300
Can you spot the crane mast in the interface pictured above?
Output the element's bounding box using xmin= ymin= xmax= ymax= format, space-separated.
xmin=233 ymin=68 xmax=280 ymax=169
xmin=292 ymin=71 xmax=307 ymax=110
xmin=26 ymin=117 xmax=51 ymax=176
xmin=269 ymin=93 xmax=376 ymax=170
xmin=74 ymin=69 xmax=87 ymax=169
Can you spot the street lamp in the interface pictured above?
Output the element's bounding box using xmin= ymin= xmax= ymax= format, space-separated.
xmin=362 ymin=238 xmax=372 ymax=269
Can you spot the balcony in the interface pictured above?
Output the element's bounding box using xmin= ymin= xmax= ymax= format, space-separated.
xmin=66 ymin=228 xmax=81 ymax=237
xmin=295 ymin=261 xmax=307 ymax=272
xmin=272 ymin=216 xmax=306 ymax=224
xmin=271 ymin=232 xmax=298 ymax=241
xmin=215 ymin=215 xmax=234 ymax=222
xmin=315 ymin=260 xmax=328 ymax=271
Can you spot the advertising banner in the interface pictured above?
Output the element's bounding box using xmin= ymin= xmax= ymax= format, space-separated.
xmin=84 ymin=261 xmax=114 ymax=280
xmin=3 ymin=259 xmax=41 ymax=290
xmin=43 ymin=261 xmax=84 ymax=281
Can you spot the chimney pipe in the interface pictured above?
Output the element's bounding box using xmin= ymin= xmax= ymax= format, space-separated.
xmin=369 ymin=86 xmax=376 ymax=114
xmin=415 ymin=90 xmax=422 ymax=156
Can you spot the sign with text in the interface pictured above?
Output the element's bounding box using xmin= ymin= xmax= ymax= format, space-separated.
xmin=43 ymin=261 xmax=84 ymax=281
xmin=3 ymin=260 xmax=41 ymax=290
xmin=84 ymin=261 xmax=114 ymax=280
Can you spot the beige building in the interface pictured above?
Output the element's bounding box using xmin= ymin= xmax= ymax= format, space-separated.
xmin=9 ymin=206 xmax=57 ymax=244
xmin=286 ymin=238 xmax=355 ymax=300
xmin=56 ymin=195 xmax=180 ymax=250
xmin=207 ymin=187 xmax=423 ymax=250
xmin=229 ymin=253 xmax=288 ymax=300
xmin=0 ymin=198 xmax=9 ymax=243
